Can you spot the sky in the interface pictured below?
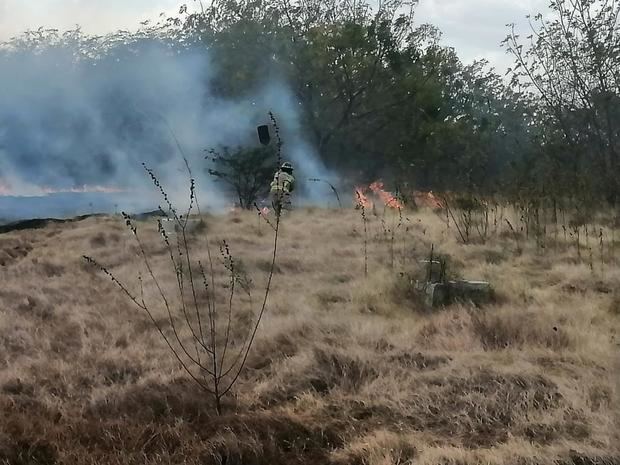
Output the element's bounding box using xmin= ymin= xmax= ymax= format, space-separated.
xmin=0 ymin=0 xmax=550 ymax=72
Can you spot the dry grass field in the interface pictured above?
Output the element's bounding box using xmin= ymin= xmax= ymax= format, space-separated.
xmin=0 ymin=206 xmax=618 ymax=464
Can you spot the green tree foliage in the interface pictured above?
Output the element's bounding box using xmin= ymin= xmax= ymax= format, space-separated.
xmin=503 ymin=0 xmax=620 ymax=204
xmin=207 ymin=145 xmax=277 ymax=208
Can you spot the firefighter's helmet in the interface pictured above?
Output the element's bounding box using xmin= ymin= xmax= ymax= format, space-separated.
xmin=281 ymin=162 xmax=294 ymax=173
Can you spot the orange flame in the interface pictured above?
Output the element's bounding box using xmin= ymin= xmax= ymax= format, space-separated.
xmin=369 ymin=181 xmax=403 ymax=209
xmin=355 ymin=187 xmax=373 ymax=209
xmin=353 ymin=182 xmax=445 ymax=211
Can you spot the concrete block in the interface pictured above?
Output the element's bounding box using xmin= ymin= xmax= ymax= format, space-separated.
xmin=448 ymin=280 xmax=493 ymax=305
xmin=424 ymin=282 xmax=449 ymax=308
xmin=418 ymin=280 xmax=492 ymax=309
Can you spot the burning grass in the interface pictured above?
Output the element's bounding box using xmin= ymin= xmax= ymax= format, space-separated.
xmin=0 ymin=207 xmax=618 ymax=464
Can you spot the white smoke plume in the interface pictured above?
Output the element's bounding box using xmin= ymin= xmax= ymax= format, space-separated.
xmin=0 ymin=35 xmax=335 ymax=220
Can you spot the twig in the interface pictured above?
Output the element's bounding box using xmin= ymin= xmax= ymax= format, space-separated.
xmin=308 ymin=178 xmax=343 ymax=208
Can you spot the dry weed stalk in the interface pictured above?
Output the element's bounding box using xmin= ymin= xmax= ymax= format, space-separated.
xmin=355 ymin=191 xmax=369 ymax=277
xmin=442 ymin=195 xmax=467 ymax=244
xmin=599 ymin=228 xmax=605 ymax=268
xmin=308 ymin=177 xmax=342 ymax=208
xmin=442 ymin=194 xmax=491 ymax=244
xmin=390 ymin=207 xmax=403 ymax=269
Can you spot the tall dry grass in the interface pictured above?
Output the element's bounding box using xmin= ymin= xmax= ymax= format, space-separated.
xmin=0 ymin=205 xmax=618 ymax=464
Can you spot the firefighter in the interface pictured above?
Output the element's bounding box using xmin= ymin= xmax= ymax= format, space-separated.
xmin=270 ymin=162 xmax=295 ymax=214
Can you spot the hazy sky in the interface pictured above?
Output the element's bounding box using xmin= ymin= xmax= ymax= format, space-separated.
xmin=0 ymin=0 xmax=550 ymax=71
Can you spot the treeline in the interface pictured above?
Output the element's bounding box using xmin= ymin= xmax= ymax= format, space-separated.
xmin=3 ymin=0 xmax=619 ymax=206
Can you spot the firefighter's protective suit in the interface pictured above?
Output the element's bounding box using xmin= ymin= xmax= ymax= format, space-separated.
xmin=270 ymin=163 xmax=295 ymax=213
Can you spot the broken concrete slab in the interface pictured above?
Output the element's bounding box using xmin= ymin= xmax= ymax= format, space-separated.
xmin=417 ymin=279 xmax=493 ymax=309
xmin=448 ymin=280 xmax=493 ymax=305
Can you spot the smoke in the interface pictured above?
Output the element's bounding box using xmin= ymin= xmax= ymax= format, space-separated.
xmin=0 ymin=35 xmax=335 ymax=219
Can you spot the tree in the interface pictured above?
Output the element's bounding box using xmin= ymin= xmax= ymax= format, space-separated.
xmin=207 ymin=145 xmax=277 ymax=208
xmin=1 ymin=0 xmax=569 ymax=204
xmin=173 ymin=0 xmax=446 ymax=176
xmin=503 ymin=0 xmax=620 ymax=204
xmin=281 ymin=0 xmax=439 ymax=172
